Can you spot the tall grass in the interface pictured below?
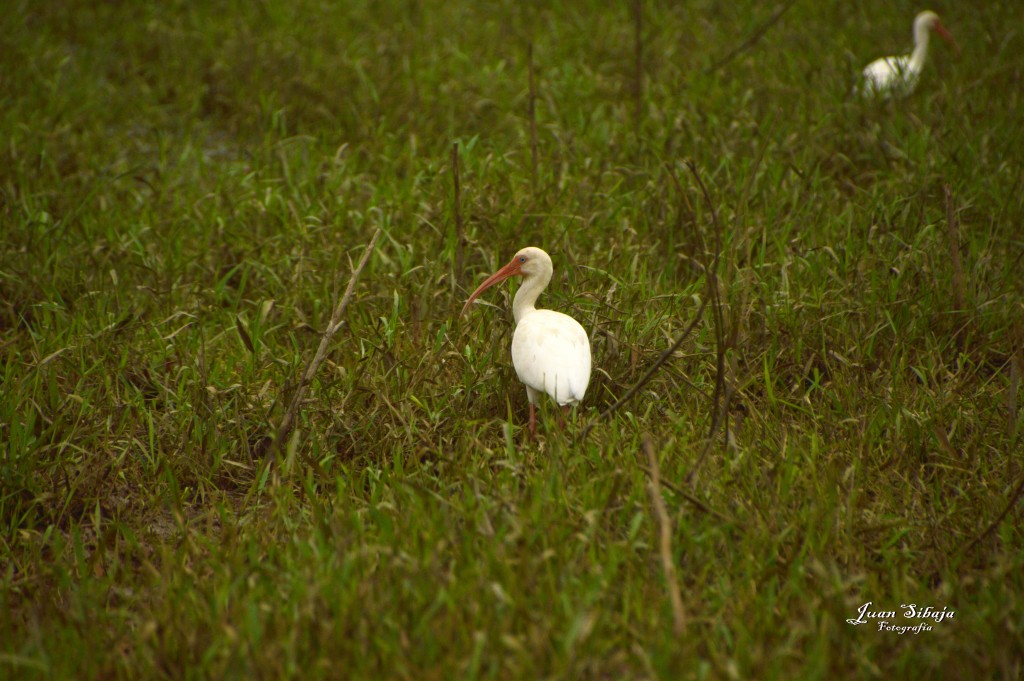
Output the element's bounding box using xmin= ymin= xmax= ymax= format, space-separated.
xmin=2 ymin=0 xmax=1023 ymax=678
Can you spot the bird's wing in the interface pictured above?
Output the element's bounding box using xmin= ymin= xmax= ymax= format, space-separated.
xmin=860 ymin=55 xmax=911 ymax=95
xmin=511 ymin=310 xmax=591 ymax=406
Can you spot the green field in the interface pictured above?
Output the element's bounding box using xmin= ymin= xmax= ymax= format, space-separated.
xmin=3 ymin=0 xmax=1023 ymax=678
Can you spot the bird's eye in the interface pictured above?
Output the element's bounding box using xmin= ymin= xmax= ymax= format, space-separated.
xmin=519 ymin=256 xmax=527 ymax=263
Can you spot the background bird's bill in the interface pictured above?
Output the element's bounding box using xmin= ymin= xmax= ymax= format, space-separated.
xmin=935 ymin=21 xmax=960 ymax=54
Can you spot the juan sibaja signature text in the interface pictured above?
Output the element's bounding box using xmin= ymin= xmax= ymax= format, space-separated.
xmin=847 ymin=602 xmax=954 ymax=634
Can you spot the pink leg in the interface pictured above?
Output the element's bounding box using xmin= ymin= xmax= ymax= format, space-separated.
xmin=528 ymin=402 xmax=537 ymax=437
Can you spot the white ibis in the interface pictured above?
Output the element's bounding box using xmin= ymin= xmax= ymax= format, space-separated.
xmin=858 ymin=10 xmax=959 ymax=98
xmin=461 ymin=247 xmax=591 ymax=436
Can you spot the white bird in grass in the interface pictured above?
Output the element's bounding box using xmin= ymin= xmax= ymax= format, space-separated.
xmin=461 ymin=247 xmax=591 ymax=436
xmin=859 ymin=10 xmax=959 ymax=98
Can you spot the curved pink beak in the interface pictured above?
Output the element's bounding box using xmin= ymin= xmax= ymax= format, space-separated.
xmin=934 ymin=22 xmax=961 ymax=55
xmin=460 ymin=257 xmax=524 ymax=317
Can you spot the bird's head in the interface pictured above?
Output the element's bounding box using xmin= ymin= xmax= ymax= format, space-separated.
xmin=915 ymin=11 xmax=960 ymax=54
xmin=509 ymin=247 xmax=552 ymax=280
xmin=460 ymin=247 xmax=553 ymax=317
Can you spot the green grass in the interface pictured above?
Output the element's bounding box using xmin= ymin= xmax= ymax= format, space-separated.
xmin=3 ymin=0 xmax=1023 ymax=678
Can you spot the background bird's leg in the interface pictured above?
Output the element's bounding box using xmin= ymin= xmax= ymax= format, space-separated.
xmin=556 ymin=405 xmax=569 ymax=429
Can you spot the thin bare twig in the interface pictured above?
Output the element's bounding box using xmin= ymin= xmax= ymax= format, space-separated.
xmin=267 ymin=228 xmax=382 ymax=458
xmin=528 ymin=42 xmax=539 ymax=196
xmin=961 ymin=473 xmax=1024 ymax=556
xmin=943 ymin=187 xmax=965 ymax=300
xmin=1009 ymin=318 xmax=1023 ymax=439
xmin=579 ymin=160 xmax=722 ymax=443
xmin=453 ymin=142 xmax=465 ymax=290
xmin=643 ymin=434 xmax=686 ymax=635
xmin=638 ymin=464 xmax=740 ymax=528
xmin=579 ymin=295 xmax=708 ymax=441
xmin=683 ymin=160 xmax=728 ymax=484
xmin=944 ymin=183 xmax=967 ymax=314
xmin=633 ymin=0 xmax=644 ymax=145
xmin=705 ymin=0 xmax=799 ymax=76
xmin=1010 ymin=351 xmax=1021 ymax=439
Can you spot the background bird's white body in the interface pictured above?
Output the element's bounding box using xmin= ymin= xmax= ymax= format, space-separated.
xmin=861 ymin=55 xmax=919 ymax=98
xmin=512 ymin=309 xmax=590 ymax=407
xmin=858 ymin=10 xmax=957 ymax=98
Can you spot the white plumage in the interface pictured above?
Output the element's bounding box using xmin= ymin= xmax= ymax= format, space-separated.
xmin=861 ymin=55 xmax=919 ymax=99
xmin=461 ymin=246 xmax=591 ymax=435
xmin=858 ymin=10 xmax=958 ymax=98
xmin=512 ymin=309 xmax=591 ymax=408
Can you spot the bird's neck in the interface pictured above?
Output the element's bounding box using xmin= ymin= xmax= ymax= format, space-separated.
xmin=909 ymin=26 xmax=930 ymax=73
xmin=512 ymin=272 xmax=550 ymax=324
